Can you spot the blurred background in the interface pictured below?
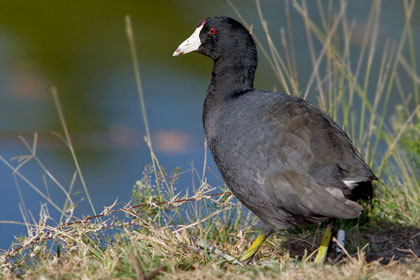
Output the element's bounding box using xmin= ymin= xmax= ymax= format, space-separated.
xmin=0 ymin=0 xmax=419 ymax=249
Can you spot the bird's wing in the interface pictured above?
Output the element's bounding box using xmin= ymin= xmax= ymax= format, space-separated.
xmin=257 ymin=96 xmax=376 ymax=218
xmin=264 ymin=97 xmax=377 ymax=188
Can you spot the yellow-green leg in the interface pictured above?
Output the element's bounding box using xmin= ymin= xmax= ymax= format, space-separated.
xmin=314 ymin=223 xmax=333 ymax=264
xmin=239 ymin=233 xmax=267 ymax=262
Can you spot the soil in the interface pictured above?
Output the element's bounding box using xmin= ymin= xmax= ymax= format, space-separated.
xmin=282 ymin=225 xmax=420 ymax=264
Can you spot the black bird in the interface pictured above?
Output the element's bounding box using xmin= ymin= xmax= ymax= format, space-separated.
xmin=173 ymin=16 xmax=377 ymax=263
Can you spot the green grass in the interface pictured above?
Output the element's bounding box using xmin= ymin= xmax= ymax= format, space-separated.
xmin=2 ymin=0 xmax=420 ymax=279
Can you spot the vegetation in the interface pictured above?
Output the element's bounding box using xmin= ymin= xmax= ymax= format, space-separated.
xmin=1 ymin=0 xmax=420 ymax=279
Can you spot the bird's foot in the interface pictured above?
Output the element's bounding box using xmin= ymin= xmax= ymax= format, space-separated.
xmin=238 ymin=233 xmax=267 ymax=264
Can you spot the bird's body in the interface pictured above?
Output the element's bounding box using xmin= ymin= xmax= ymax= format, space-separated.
xmin=174 ymin=16 xmax=377 ymax=262
xmin=204 ymin=89 xmax=376 ymax=233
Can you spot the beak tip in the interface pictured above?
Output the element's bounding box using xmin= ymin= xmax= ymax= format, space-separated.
xmin=172 ymin=49 xmax=184 ymax=56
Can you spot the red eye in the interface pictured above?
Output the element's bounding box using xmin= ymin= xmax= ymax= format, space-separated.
xmin=209 ymin=28 xmax=216 ymax=35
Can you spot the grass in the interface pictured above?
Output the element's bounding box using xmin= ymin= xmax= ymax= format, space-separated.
xmin=1 ymin=0 xmax=420 ymax=279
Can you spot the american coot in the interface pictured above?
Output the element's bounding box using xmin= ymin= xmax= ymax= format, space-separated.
xmin=173 ymin=16 xmax=377 ymax=263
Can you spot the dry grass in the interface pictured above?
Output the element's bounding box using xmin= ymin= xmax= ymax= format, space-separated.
xmin=1 ymin=0 xmax=420 ymax=279
xmin=1 ymin=189 xmax=420 ymax=279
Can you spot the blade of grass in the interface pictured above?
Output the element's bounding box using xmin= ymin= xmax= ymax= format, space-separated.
xmin=52 ymin=87 xmax=96 ymax=216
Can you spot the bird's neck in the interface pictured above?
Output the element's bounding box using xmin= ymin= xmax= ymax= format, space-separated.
xmin=206 ymin=54 xmax=256 ymax=104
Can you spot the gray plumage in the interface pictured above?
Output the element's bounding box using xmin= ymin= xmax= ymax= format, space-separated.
xmin=204 ymin=91 xmax=377 ymax=233
xmin=178 ymin=16 xmax=378 ymax=236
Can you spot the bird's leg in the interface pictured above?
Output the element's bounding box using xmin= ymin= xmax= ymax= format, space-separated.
xmin=239 ymin=233 xmax=267 ymax=263
xmin=314 ymin=222 xmax=334 ymax=264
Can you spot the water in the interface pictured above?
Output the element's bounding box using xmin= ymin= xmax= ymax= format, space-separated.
xmin=0 ymin=0 xmax=419 ymax=249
